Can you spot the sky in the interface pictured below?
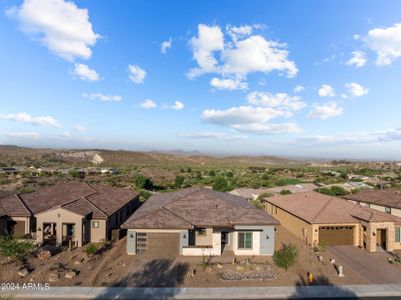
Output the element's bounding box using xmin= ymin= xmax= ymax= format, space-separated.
xmin=1 ymin=0 xmax=401 ymax=160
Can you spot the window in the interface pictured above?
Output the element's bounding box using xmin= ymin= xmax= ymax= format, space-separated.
xmin=196 ymin=228 xmax=206 ymax=236
xmin=238 ymin=232 xmax=253 ymax=249
xmin=396 ymin=228 xmax=401 ymax=243
xmin=385 ymin=207 xmax=392 ymax=214
xmin=92 ymin=221 xmax=99 ymax=229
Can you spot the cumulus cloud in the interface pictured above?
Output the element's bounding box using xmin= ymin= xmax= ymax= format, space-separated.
xmin=346 ymin=51 xmax=367 ymax=68
xmin=318 ymin=84 xmax=335 ymax=97
xmin=365 ymin=23 xmax=401 ymax=65
xmin=128 ymin=64 xmax=146 ymax=84
xmin=308 ymin=102 xmax=343 ymax=120
xmin=82 ymin=93 xmax=122 ymax=102
xmin=294 ymin=85 xmax=304 ymax=93
xmin=169 ymin=101 xmax=184 ymax=110
xmin=0 ymin=112 xmax=61 ymax=128
xmin=161 ymin=38 xmax=172 ymax=54
xmin=188 ymin=23 xmax=298 ymax=89
xmin=73 ymin=64 xmax=99 ymax=81
xmin=298 ymin=127 xmax=401 ymax=144
xmin=73 ymin=125 xmax=87 ymax=132
xmin=7 ymin=0 xmax=99 ymax=61
xmin=210 ymin=77 xmax=247 ymax=90
xmin=2 ymin=131 xmax=40 ymax=139
xmin=345 ymin=82 xmax=369 ymax=97
xmin=230 ymin=123 xmax=301 ymax=134
xmin=246 ymin=91 xmax=306 ymax=110
xmin=139 ymin=99 xmax=157 ymax=109
xmin=178 ymin=131 xmax=247 ymax=141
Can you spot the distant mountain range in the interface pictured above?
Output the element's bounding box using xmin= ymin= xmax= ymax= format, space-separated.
xmin=0 ymin=145 xmax=300 ymax=166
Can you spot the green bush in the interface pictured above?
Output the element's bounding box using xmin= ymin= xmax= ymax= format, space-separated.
xmin=273 ymin=243 xmax=299 ymax=271
xmin=133 ymin=175 xmax=154 ymax=190
xmin=85 ymin=243 xmax=98 ymax=256
xmin=212 ymin=176 xmax=229 ymax=192
xmin=0 ymin=236 xmax=35 ymax=259
xmin=275 ymin=178 xmax=300 ymax=186
xmin=174 ymin=175 xmax=185 ymax=187
xmin=315 ymin=186 xmax=349 ymax=196
xmin=139 ymin=190 xmax=152 ymax=203
xmin=250 ymin=198 xmax=264 ymax=209
xmin=280 ymin=189 xmax=292 ymax=195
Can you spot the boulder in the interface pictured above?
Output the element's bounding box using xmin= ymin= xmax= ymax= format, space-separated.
xmin=236 ymin=266 xmax=244 ymax=271
xmin=18 ymin=268 xmax=29 ymax=277
xmin=48 ymin=273 xmax=59 ymax=282
xmin=216 ymin=263 xmax=223 ymax=269
xmin=65 ymin=271 xmax=77 ymax=279
xmin=37 ymin=250 xmax=52 ymax=260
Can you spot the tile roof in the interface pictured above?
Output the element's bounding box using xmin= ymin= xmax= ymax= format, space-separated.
xmin=344 ymin=189 xmax=401 ymax=209
xmin=0 ymin=182 xmax=139 ymax=219
xmin=122 ymin=187 xmax=279 ymax=229
xmin=265 ymin=191 xmax=401 ymax=225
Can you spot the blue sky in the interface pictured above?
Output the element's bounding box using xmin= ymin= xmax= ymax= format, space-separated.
xmin=1 ymin=0 xmax=401 ymax=160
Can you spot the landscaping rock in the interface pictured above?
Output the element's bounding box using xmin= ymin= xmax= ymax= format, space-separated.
xmin=65 ymin=271 xmax=77 ymax=279
xmin=48 ymin=273 xmax=59 ymax=282
xmin=220 ymin=264 xmax=277 ymax=281
xmin=236 ymin=266 xmax=244 ymax=271
xmin=37 ymin=250 xmax=52 ymax=260
xmin=74 ymin=260 xmax=81 ymax=265
xmin=18 ymin=268 xmax=29 ymax=277
xmin=216 ymin=263 xmax=223 ymax=269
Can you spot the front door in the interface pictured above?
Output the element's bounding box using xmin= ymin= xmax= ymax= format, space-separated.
xmin=377 ymin=229 xmax=387 ymax=250
xmin=221 ymin=232 xmax=229 ymax=244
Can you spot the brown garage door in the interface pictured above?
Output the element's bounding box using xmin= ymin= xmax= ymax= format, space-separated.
xmin=137 ymin=232 xmax=180 ymax=256
xmin=319 ymin=226 xmax=354 ymax=246
xmin=7 ymin=220 xmax=25 ymax=236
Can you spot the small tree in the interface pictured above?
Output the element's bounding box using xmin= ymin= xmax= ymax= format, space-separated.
xmin=139 ymin=190 xmax=151 ymax=203
xmin=273 ymin=243 xmax=299 ymax=271
xmin=0 ymin=236 xmax=34 ymax=259
xmin=174 ymin=175 xmax=185 ymax=187
xmin=85 ymin=243 xmax=98 ymax=256
xmin=208 ymin=170 xmax=216 ymax=177
xmin=212 ymin=176 xmax=228 ymax=192
xmin=280 ymin=189 xmax=292 ymax=195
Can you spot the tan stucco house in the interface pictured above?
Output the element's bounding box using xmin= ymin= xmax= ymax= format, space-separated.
xmin=264 ymin=191 xmax=401 ymax=252
xmin=122 ymin=187 xmax=279 ymax=256
xmin=0 ymin=182 xmax=140 ymax=247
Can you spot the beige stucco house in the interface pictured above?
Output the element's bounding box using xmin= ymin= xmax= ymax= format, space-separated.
xmin=122 ymin=187 xmax=279 ymax=256
xmin=0 ymin=182 xmax=140 ymax=247
xmin=264 ymin=191 xmax=401 ymax=252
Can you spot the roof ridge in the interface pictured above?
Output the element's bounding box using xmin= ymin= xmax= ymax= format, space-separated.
xmin=162 ymin=207 xmax=193 ymax=226
xmin=15 ymin=194 xmax=33 ymax=216
xmin=82 ymin=196 xmax=108 ymax=217
xmin=310 ymin=195 xmax=335 ymax=223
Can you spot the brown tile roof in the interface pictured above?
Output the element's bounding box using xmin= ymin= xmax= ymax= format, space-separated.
xmin=1 ymin=182 xmax=139 ymax=219
xmin=265 ymin=191 xmax=401 ymax=225
xmin=122 ymin=187 xmax=279 ymax=229
xmin=344 ymin=189 xmax=401 ymax=209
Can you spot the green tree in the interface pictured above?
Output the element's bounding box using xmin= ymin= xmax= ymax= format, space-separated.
xmin=209 ymin=170 xmax=216 ymax=177
xmin=174 ymin=175 xmax=185 ymax=187
xmin=0 ymin=236 xmax=35 ymax=259
xmin=139 ymin=190 xmax=152 ymax=203
xmin=226 ymin=171 xmax=234 ymax=178
xmin=133 ymin=175 xmax=154 ymax=190
xmin=212 ymin=176 xmax=229 ymax=192
xmin=273 ymin=243 xmax=299 ymax=271
xmin=187 ymin=167 xmax=192 ymax=173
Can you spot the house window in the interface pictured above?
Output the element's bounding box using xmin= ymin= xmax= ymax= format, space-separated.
xmin=196 ymin=228 xmax=206 ymax=236
xmin=238 ymin=232 xmax=253 ymax=249
xmin=385 ymin=207 xmax=392 ymax=214
xmin=396 ymin=228 xmax=401 ymax=243
xmin=92 ymin=221 xmax=99 ymax=229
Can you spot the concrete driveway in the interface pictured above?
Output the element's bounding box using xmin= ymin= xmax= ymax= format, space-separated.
xmin=326 ymin=246 xmax=401 ymax=284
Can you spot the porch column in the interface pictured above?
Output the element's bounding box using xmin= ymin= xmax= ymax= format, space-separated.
xmin=76 ymin=220 xmax=83 ymax=247
xmin=50 ymin=223 xmax=54 ymax=235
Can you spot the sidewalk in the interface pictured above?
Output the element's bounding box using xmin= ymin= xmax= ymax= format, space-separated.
xmin=2 ymin=284 xmax=401 ymax=299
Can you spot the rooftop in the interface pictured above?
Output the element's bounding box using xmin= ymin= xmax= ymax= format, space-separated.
xmin=344 ymin=189 xmax=401 ymax=209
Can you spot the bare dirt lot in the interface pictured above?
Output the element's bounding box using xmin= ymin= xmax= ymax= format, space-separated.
xmin=1 ymin=227 xmax=401 ymax=288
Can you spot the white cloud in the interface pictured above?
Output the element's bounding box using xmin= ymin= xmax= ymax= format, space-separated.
xmin=59 ymin=131 xmax=71 ymax=138
xmin=365 ymin=23 xmax=401 ymax=65
xmin=178 ymin=131 xmax=247 ymax=141
xmin=139 ymin=99 xmax=157 ymax=110
xmin=298 ymin=127 xmax=401 ymax=144
xmin=161 ymin=38 xmax=172 ymax=54
xmin=318 ymin=84 xmax=335 ymax=97
xmin=128 ymin=64 xmax=146 ymax=84
xmin=230 ymin=123 xmax=301 ymax=134
xmin=73 ymin=125 xmax=87 ymax=132
xmin=0 ymin=112 xmax=61 ymax=128
xmin=82 ymin=93 xmax=122 ymax=102
xmin=2 ymin=131 xmax=40 ymax=139
xmin=210 ymin=77 xmax=247 ymax=90
xmin=345 ymin=82 xmax=369 ymax=97
xmin=8 ymin=0 xmax=99 ymax=61
xmin=73 ymin=64 xmax=99 ymax=81
xmin=308 ymin=102 xmax=343 ymax=120
xmin=294 ymin=85 xmax=304 ymax=93
xmin=246 ymin=91 xmax=306 ymax=110
xmin=346 ymin=51 xmax=367 ymax=68
xmin=170 ymin=101 xmax=184 ymax=110
xmin=188 ymin=24 xmax=298 ymax=88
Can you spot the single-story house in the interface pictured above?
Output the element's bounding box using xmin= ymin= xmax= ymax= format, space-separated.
xmin=0 ymin=182 xmax=140 ymax=247
xmin=264 ymin=191 xmax=401 ymax=252
xmin=344 ymin=189 xmax=401 ymax=217
xmin=122 ymin=187 xmax=279 ymax=256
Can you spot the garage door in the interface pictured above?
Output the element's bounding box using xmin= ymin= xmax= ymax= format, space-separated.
xmin=7 ymin=220 xmax=25 ymax=236
xmin=318 ymin=226 xmax=354 ymax=246
xmin=137 ymin=232 xmax=180 ymax=256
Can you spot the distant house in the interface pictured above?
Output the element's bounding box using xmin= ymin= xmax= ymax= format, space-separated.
xmin=0 ymin=182 xmax=140 ymax=247
xmin=122 ymin=187 xmax=279 ymax=256
xmin=229 ymin=188 xmax=270 ymax=200
xmin=264 ymin=191 xmax=401 ymax=252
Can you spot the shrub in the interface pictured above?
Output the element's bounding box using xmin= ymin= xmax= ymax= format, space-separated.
xmin=174 ymin=175 xmax=185 ymax=187
xmin=275 ymin=178 xmax=300 ymax=186
xmin=0 ymin=236 xmax=35 ymax=259
xmin=85 ymin=243 xmax=98 ymax=256
xmin=280 ymin=189 xmax=292 ymax=195
xmin=212 ymin=176 xmax=229 ymax=192
xmin=315 ymin=186 xmax=349 ymax=196
xmin=208 ymin=170 xmax=216 ymax=177
xmin=273 ymin=243 xmax=299 ymax=271
xmin=133 ymin=175 xmax=154 ymax=190
xmin=250 ymin=198 xmax=264 ymax=209
xmin=139 ymin=190 xmax=152 ymax=203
